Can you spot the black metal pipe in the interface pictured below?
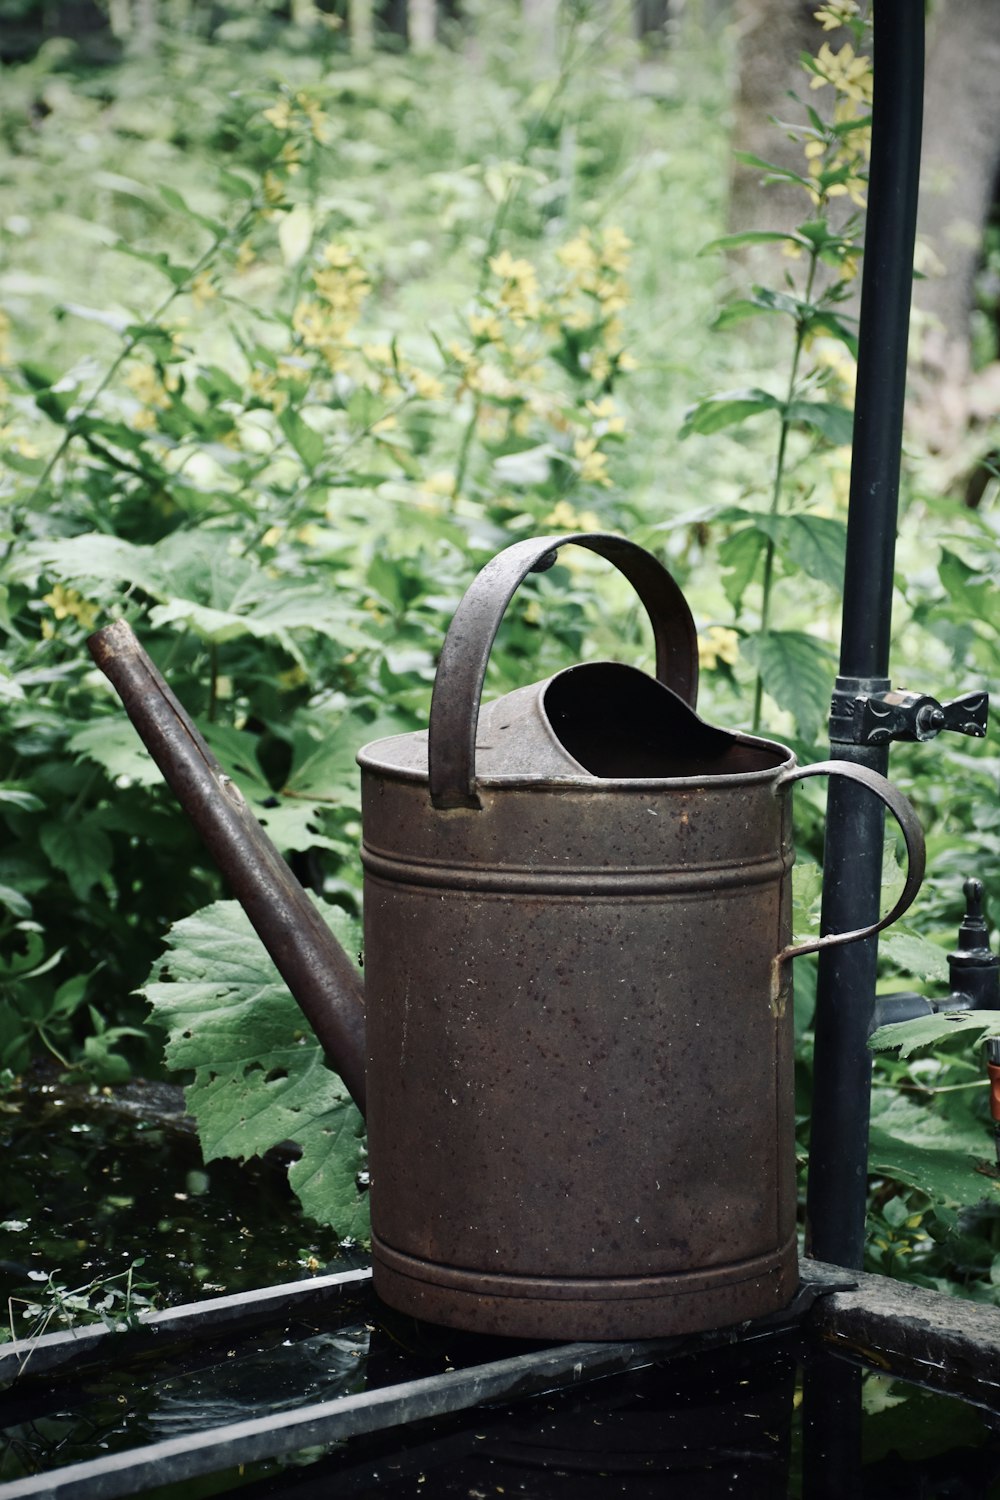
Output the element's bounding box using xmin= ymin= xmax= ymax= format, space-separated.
xmin=806 ymin=3 xmax=925 ymax=1267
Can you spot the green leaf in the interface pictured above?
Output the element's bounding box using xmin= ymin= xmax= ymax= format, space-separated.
xmin=0 ymin=883 xmax=31 ymax=919
xmin=743 ymin=630 xmax=835 ymax=743
xmin=718 ymin=528 xmax=766 ymax=612
xmin=701 ymin=230 xmax=810 ymax=255
xmin=114 ymin=241 xmax=195 ymax=288
xmin=732 ymin=152 xmax=814 ymax=192
xmin=278 ymin=407 xmax=325 ymax=472
xmin=142 ymin=900 xmax=368 ymax=1240
xmin=39 ymin=817 xmax=114 ymax=900
xmin=158 ymin=185 xmax=227 ymax=237
xmin=757 ymin=513 xmax=847 ymax=590
xmin=870 ymin=1009 xmax=1000 ymax=1059
xmin=868 ymin=1092 xmax=998 ymax=1208
xmin=785 ymin=399 xmax=854 ymax=447
xmin=877 ymin=931 xmax=950 ymax=987
xmin=0 ymin=786 xmax=44 ymax=813
xmin=938 ymin=550 xmax=1000 ymax=634
xmin=679 ymin=388 xmax=782 ymax=438
xmin=69 ymin=720 xmax=165 ymax=787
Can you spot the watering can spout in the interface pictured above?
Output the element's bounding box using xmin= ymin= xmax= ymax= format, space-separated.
xmin=87 ymin=620 xmax=368 ymax=1116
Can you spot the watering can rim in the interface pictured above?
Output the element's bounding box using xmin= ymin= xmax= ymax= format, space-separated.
xmin=357 ymin=659 xmax=796 ymax=792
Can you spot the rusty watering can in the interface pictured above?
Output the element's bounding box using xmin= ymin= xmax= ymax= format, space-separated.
xmin=89 ymin=532 xmax=925 ymax=1341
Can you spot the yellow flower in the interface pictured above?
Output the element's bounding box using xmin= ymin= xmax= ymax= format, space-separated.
xmin=557 ymin=231 xmax=597 ymax=278
xmin=488 ymin=250 xmax=540 ymax=324
xmin=190 ymin=271 xmax=216 ymax=309
xmin=424 ymin=470 xmax=456 ymax=497
xmin=814 ymin=1 xmax=859 ymax=29
xmin=42 ymin=585 xmax=99 ymax=630
xmin=698 ymin=626 xmax=740 ymax=670
xmin=468 ymin=311 xmax=504 ymax=344
xmin=262 ymin=172 xmax=287 ymax=209
xmin=410 ymin=368 xmax=444 ymax=401
xmin=296 ymin=92 xmax=331 ymax=144
xmin=235 ymin=239 xmax=256 ymax=274
xmin=599 ymin=225 xmax=632 ymax=274
xmin=544 ymin=498 xmax=603 ymax=530
xmin=585 ymin=397 xmax=625 ymax=435
xmin=263 ymin=98 xmax=294 ymax=132
xmin=126 ymin=364 xmax=171 ymax=410
xmin=279 ymin=139 xmax=303 ymax=175
xmin=809 ymin=42 xmax=872 ymax=104
xmin=573 ymin=435 xmax=611 ymax=487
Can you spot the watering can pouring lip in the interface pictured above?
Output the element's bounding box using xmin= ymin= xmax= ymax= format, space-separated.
xmin=87 ymin=530 xmax=925 ymax=1127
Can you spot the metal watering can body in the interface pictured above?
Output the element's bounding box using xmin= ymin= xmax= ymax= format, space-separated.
xmin=89 ymin=532 xmax=924 ymax=1342
xmin=356 ymin=533 xmax=924 ymax=1338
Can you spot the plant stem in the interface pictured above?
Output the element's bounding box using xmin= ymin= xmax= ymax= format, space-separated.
xmin=26 ymin=202 xmax=259 ymax=510
xmin=751 ymin=249 xmax=819 ymax=733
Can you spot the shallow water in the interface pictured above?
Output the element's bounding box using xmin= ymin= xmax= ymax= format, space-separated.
xmin=0 ymin=1070 xmax=348 ymax=1323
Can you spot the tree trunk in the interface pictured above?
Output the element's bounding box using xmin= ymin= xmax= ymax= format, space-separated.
xmin=728 ymin=0 xmax=851 ymax=245
xmin=913 ymin=0 xmax=1000 ymax=445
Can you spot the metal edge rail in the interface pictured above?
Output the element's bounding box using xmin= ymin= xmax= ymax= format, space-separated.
xmin=0 ymin=1268 xmax=373 ymax=1384
xmin=0 ymin=1337 xmax=664 ymax=1500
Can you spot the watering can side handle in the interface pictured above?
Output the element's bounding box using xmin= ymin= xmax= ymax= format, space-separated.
xmin=429 ymin=532 xmax=699 ymax=809
xmin=773 ymin=759 xmax=926 ymax=964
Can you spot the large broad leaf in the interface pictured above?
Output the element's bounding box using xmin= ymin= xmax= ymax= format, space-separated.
xmin=69 ymin=719 xmax=165 ymax=787
xmin=743 ymin=629 xmax=835 ymax=743
xmin=142 ymin=899 xmax=369 ymax=1242
xmin=39 ymin=816 xmax=114 ymax=900
xmin=876 ymin=930 xmax=950 ymax=988
xmin=870 ymin=1008 xmax=1000 ymax=1059
xmin=27 ymin=530 xmax=372 ymax=653
xmin=868 ymin=1092 xmax=997 ymax=1209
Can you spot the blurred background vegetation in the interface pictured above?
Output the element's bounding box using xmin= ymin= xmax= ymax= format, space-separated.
xmin=0 ymin=0 xmax=998 ymax=1295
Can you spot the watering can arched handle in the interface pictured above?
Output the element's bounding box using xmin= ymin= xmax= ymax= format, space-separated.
xmin=774 ymin=759 xmax=926 ymax=964
xmin=429 ymin=532 xmax=699 ymax=809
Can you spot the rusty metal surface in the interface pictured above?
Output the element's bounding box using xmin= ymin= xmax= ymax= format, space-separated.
xmin=357 ymin=533 xmax=924 ymax=1339
xmin=87 ymin=620 xmax=368 ymax=1115
xmin=361 ymin=753 xmax=800 ymax=1338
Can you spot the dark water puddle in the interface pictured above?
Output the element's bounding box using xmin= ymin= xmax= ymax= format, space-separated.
xmin=3 ymin=1307 xmax=1000 ymax=1497
xmin=0 ymin=1072 xmax=350 ymax=1319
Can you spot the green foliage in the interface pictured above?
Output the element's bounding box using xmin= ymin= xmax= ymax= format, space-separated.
xmin=142 ymin=900 xmax=368 ymax=1241
xmin=4 ymin=1260 xmax=156 ymax=1357
xmin=0 ymin=5 xmax=995 ymax=1282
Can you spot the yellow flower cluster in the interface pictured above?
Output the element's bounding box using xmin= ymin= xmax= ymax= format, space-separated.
xmin=126 ymin=363 xmax=176 ymax=431
xmin=361 ymin=343 xmax=444 ymax=403
xmin=808 ymin=42 xmax=872 ymax=106
xmin=800 ymin=32 xmax=872 ymax=210
xmin=42 ymin=584 xmax=99 ymax=632
xmin=488 ymin=250 xmax=540 ymax=325
xmin=813 ymin=1 xmax=860 ymax=31
xmin=263 ymin=90 xmax=331 ymax=145
xmin=555 ymin=225 xmax=637 ymax=382
xmin=293 ymin=242 xmax=371 ymax=368
xmin=698 ymin=626 xmax=740 ymax=671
